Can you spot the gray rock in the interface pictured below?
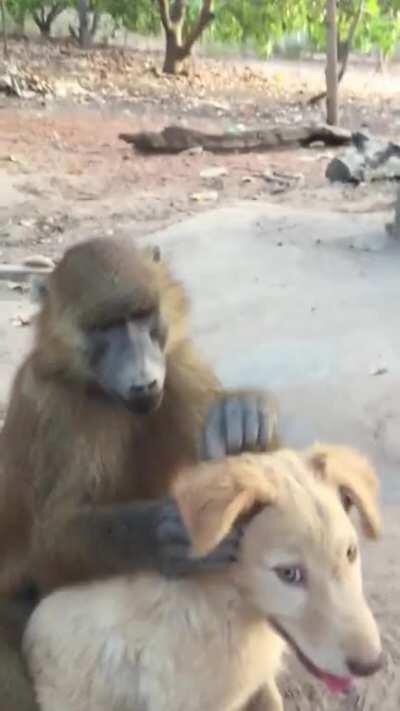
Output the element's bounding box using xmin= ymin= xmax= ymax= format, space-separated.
xmin=200 ymin=166 xmax=228 ymax=179
xmin=326 ymin=132 xmax=400 ymax=184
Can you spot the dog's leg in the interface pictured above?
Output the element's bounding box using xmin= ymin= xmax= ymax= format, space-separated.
xmin=243 ymin=683 xmax=283 ymax=711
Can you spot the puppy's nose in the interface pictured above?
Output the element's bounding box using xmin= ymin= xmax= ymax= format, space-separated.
xmin=347 ymin=652 xmax=384 ymax=677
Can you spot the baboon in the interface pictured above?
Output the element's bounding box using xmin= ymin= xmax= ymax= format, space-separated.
xmin=0 ymin=236 xmax=279 ymax=710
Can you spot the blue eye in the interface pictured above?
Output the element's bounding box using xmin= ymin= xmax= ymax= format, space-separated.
xmin=274 ymin=566 xmax=306 ymax=586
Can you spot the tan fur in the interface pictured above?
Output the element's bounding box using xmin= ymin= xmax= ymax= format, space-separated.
xmin=305 ymin=443 xmax=381 ymax=538
xmin=24 ymin=444 xmax=382 ymax=711
xmin=175 ymin=456 xmax=278 ymax=556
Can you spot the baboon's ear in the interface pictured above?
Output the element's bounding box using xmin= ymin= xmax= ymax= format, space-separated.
xmin=152 ymin=246 xmax=161 ymax=263
xmin=143 ymin=245 xmax=161 ymax=263
xmin=305 ymin=444 xmax=381 ymax=539
xmin=173 ymin=456 xmax=277 ymax=557
xmin=30 ymin=275 xmax=49 ymax=304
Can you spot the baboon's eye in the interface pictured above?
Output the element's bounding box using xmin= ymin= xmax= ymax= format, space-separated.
xmin=346 ymin=544 xmax=358 ymax=563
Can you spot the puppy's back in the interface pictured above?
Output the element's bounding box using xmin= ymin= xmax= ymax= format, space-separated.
xmin=24 ymin=572 xmax=281 ymax=711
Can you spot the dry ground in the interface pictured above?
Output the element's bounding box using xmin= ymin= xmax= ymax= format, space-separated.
xmin=1 ymin=38 xmax=400 ymax=710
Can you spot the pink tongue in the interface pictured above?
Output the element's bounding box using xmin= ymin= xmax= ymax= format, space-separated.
xmin=321 ymin=673 xmax=353 ymax=695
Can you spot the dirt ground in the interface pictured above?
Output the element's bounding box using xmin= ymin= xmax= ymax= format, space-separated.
xmin=1 ymin=38 xmax=400 ymax=710
xmin=0 ymin=38 xmax=399 ymax=266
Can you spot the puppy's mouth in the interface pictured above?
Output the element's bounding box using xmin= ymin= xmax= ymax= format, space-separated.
xmin=268 ymin=617 xmax=353 ymax=696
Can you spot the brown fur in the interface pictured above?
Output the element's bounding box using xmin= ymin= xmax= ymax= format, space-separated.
xmin=0 ymin=236 xmax=278 ymax=710
xmin=0 ymin=238 xmax=225 ymax=593
xmin=0 ymin=239 xmax=276 ymax=711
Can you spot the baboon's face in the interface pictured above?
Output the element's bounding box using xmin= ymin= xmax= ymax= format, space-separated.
xmin=87 ymin=308 xmax=168 ymax=415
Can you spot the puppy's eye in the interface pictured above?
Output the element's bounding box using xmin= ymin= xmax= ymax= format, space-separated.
xmin=347 ymin=544 xmax=357 ymax=563
xmin=274 ymin=566 xmax=306 ymax=586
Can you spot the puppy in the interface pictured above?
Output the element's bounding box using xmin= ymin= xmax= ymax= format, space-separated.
xmin=23 ymin=444 xmax=383 ymax=711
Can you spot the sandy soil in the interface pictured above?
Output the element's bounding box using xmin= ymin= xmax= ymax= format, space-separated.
xmin=1 ymin=38 xmax=400 ymax=710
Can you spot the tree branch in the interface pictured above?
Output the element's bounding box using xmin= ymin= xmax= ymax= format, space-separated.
xmin=31 ymin=10 xmax=42 ymax=28
xmin=47 ymin=1 xmax=66 ymax=25
xmin=183 ymin=0 xmax=214 ymax=53
xmin=158 ymin=0 xmax=172 ymax=32
xmin=309 ymin=0 xmax=364 ymax=106
xmin=170 ymin=0 xmax=186 ymax=24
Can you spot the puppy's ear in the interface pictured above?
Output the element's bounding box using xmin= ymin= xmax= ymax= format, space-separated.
xmin=305 ymin=444 xmax=381 ymax=539
xmin=173 ymin=456 xmax=277 ymax=557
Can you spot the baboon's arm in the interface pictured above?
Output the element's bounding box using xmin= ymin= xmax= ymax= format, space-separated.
xmin=32 ymin=498 xmax=240 ymax=592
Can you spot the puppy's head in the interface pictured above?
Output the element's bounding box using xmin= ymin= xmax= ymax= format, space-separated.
xmin=174 ymin=445 xmax=383 ymax=696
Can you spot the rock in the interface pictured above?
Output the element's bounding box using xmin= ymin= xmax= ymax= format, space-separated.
xmin=182 ymin=146 xmax=203 ymax=156
xmin=190 ymin=191 xmax=219 ymax=203
xmin=11 ymin=307 xmax=37 ymax=327
xmin=200 ymin=166 xmax=228 ymax=179
xmin=309 ymin=140 xmax=326 ymax=148
xmin=19 ymin=219 xmax=35 ymax=228
xmin=326 ymin=133 xmax=400 ymax=184
xmin=22 ymin=255 xmax=55 ymax=269
xmin=370 ymin=366 xmax=388 ymax=376
xmin=7 ymin=281 xmax=27 ymax=292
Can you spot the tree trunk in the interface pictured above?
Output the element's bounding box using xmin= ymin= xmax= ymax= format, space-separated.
xmin=78 ymin=0 xmax=91 ymax=48
xmin=158 ymin=0 xmax=214 ymax=75
xmin=90 ymin=9 xmax=100 ymax=39
xmin=39 ymin=20 xmax=52 ymax=37
xmin=0 ymin=0 xmax=8 ymax=59
xmin=309 ymin=0 xmax=364 ymax=106
xmin=326 ymin=0 xmax=338 ymax=125
xmin=163 ymin=28 xmax=185 ymax=74
xmin=376 ymin=47 xmax=387 ymax=73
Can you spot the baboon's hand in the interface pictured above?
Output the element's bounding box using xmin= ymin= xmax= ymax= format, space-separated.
xmin=201 ymin=392 xmax=277 ymax=461
xmin=155 ymin=499 xmax=242 ymax=578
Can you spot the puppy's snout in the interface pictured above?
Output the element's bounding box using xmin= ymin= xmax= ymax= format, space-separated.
xmin=347 ymin=652 xmax=384 ymax=677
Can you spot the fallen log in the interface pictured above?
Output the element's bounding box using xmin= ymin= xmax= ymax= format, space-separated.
xmin=119 ymin=123 xmax=352 ymax=155
xmin=0 ymin=264 xmax=52 ymax=282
